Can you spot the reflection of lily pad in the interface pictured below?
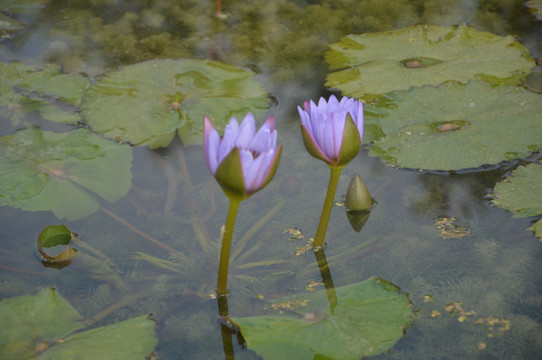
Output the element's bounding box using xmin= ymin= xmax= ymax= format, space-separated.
xmin=364 ymin=81 xmax=542 ymax=171
xmin=81 ymin=59 xmax=269 ymax=148
xmin=325 ymin=24 xmax=534 ymax=98
xmin=0 ymin=62 xmax=89 ymax=126
xmin=0 ymin=288 xmax=157 ymax=360
xmin=0 ymin=128 xmax=132 ymax=220
xmin=235 ymin=277 xmax=413 ymax=360
xmin=492 ymin=163 xmax=542 ymax=240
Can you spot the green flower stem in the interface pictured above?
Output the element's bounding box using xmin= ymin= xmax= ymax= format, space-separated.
xmin=313 ymin=166 xmax=343 ymax=248
xmin=216 ymin=197 xmax=242 ymax=296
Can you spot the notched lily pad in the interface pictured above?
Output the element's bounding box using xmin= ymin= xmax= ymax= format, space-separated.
xmin=81 ymin=59 xmax=270 ymax=148
xmin=235 ymin=277 xmax=414 ymax=360
xmin=325 ymin=24 xmax=535 ymax=98
xmin=492 ymin=163 xmax=542 ymax=240
xmin=0 ymin=62 xmax=89 ymax=127
xmin=0 ymin=288 xmax=157 ymax=360
xmin=0 ymin=128 xmax=133 ymax=220
xmin=364 ymin=81 xmax=542 ymax=171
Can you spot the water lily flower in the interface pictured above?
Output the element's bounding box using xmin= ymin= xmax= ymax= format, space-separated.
xmin=204 ymin=113 xmax=282 ymax=200
xmin=204 ymin=113 xmax=282 ymax=296
xmin=297 ymin=95 xmax=364 ymax=167
xmin=297 ymin=95 xmax=364 ymax=249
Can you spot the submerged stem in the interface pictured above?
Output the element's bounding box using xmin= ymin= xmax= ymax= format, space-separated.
xmin=216 ymin=198 xmax=241 ymax=296
xmin=313 ymin=166 xmax=343 ymax=248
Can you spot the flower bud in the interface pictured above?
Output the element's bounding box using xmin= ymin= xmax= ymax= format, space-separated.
xmin=345 ymin=173 xmax=372 ymax=211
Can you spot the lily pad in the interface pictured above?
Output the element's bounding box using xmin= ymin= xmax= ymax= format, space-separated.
xmin=0 ymin=62 xmax=89 ymax=127
xmin=526 ymin=1 xmax=542 ymax=20
xmin=363 ymin=81 xmax=542 ymax=171
xmin=492 ymin=163 xmax=542 ymax=240
xmin=80 ymin=59 xmax=270 ymax=148
xmin=0 ymin=0 xmax=46 ymax=35
xmin=325 ymin=24 xmax=535 ymax=98
xmin=0 ymin=288 xmax=157 ymax=360
xmin=0 ymin=128 xmax=132 ymax=220
xmin=38 ymin=224 xmax=78 ymax=267
xmin=235 ymin=277 xmax=413 ymax=360
xmin=1 ymin=0 xmax=47 ymax=14
xmin=529 ymin=219 xmax=542 ymax=240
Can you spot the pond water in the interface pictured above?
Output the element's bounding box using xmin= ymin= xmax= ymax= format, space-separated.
xmin=1 ymin=1 xmax=542 ymax=359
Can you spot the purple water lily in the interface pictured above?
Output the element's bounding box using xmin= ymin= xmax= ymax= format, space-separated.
xmin=298 ymin=95 xmax=364 ymax=167
xmin=204 ymin=113 xmax=282 ymax=200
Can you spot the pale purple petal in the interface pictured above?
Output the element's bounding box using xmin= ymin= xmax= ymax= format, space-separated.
xmin=206 ymin=130 xmax=220 ymax=174
xmin=297 ymin=106 xmax=312 ymax=133
xmin=204 ymin=113 xmax=280 ymax=196
xmin=249 ymin=116 xmax=275 ymax=153
xmin=218 ymin=117 xmax=239 ymax=164
xmin=203 ymin=116 xmax=220 ymax=174
xmin=242 ymin=150 xmax=274 ymax=192
xmin=297 ymin=95 xmax=364 ymax=165
xmin=235 ymin=113 xmax=256 ymax=148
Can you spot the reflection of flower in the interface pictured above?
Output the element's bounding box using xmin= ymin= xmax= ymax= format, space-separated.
xmin=204 ymin=113 xmax=282 ymax=200
xmin=297 ymin=95 xmax=364 ymax=167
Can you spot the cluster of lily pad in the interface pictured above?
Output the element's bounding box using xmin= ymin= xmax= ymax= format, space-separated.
xmin=325 ymin=23 xmax=542 ymax=239
xmin=0 ymin=58 xmax=270 ymax=220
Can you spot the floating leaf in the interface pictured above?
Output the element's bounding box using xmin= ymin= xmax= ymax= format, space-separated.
xmin=363 ymin=81 xmax=542 ymax=171
xmin=0 ymin=0 xmax=46 ymax=35
xmin=325 ymin=24 xmax=535 ymax=98
xmin=492 ymin=163 xmax=542 ymax=240
xmin=0 ymin=62 xmax=89 ymax=126
xmin=81 ymin=59 xmax=269 ymax=148
xmin=0 ymin=128 xmax=132 ymax=220
xmin=0 ymin=13 xmax=26 ymax=31
xmin=1 ymin=0 xmax=47 ymax=14
xmin=235 ymin=277 xmax=413 ymax=360
xmin=526 ymin=0 xmax=542 ymax=20
xmin=0 ymin=288 xmax=157 ymax=360
xmin=529 ymin=219 xmax=542 ymax=240
xmin=37 ymin=224 xmax=78 ymax=267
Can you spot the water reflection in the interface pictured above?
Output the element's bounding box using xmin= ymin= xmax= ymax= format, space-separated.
xmin=1 ymin=1 xmax=542 ymax=359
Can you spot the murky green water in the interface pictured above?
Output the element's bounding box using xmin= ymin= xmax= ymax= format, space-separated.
xmin=1 ymin=1 xmax=541 ymax=359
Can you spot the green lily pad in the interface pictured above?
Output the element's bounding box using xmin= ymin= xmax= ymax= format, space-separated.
xmin=325 ymin=24 xmax=535 ymax=98
xmin=0 ymin=288 xmax=157 ymax=360
xmin=492 ymin=163 xmax=542 ymax=218
xmin=80 ymin=59 xmax=270 ymax=148
xmin=492 ymin=163 xmax=542 ymax=240
xmin=0 ymin=128 xmax=132 ymax=220
xmin=1 ymin=0 xmax=47 ymax=14
xmin=529 ymin=219 xmax=542 ymax=240
xmin=363 ymin=81 xmax=542 ymax=171
xmin=235 ymin=277 xmax=413 ymax=360
xmin=0 ymin=0 xmax=46 ymax=34
xmin=38 ymin=224 xmax=78 ymax=266
xmin=0 ymin=13 xmax=26 ymax=31
xmin=0 ymin=62 xmax=89 ymax=126
xmin=526 ymin=1 xmax=542 ymax=20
